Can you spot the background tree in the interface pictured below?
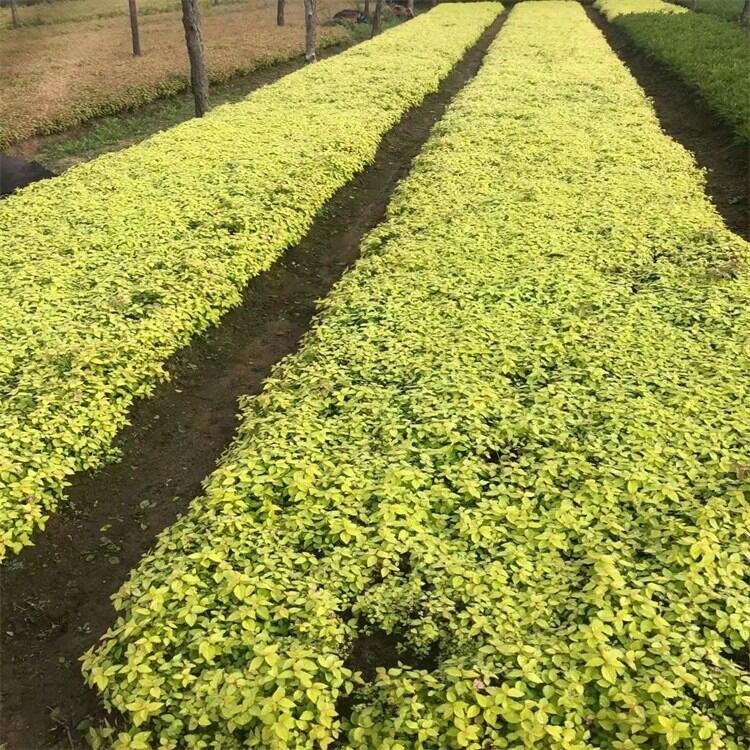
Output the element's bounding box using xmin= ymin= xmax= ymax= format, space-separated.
xmin=407 ymin=0 xmax=414 ymax=15
xmin=741 ymin=0 xmax=749 ymax=24
xmin=371 ymin=0 xmax=383 ymax=36
xmin=128 ymin=0 xmax=142 ymax=56
xmin=9 ymin=0 xmax=19 ymax=29
xmin=181 ymin=0 xmax=209 ymax=116
xmin=304 ymin=0 xmax=316 ymax=62
xmin=364 ymin=0 xmax=370 ymax=16
xmin=277 ymin=0 xmax=284 ymax=25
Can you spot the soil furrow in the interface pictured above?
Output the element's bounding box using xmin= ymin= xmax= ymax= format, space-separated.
xmin=586 ymin=4 xmax=749 ymax=240
xmin=0 ymin=11 xmax=508 ymax=748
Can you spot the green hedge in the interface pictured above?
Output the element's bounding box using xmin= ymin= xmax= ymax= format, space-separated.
xmin=0 ymin=2 xmax=501 ymax=559
xmin=667 ymin=0 xmax=745 ymax=22
xmin=596 ymin=0 xmax=750 ymax=139
xmin=84 ymin=2 xmax=750 ymax=748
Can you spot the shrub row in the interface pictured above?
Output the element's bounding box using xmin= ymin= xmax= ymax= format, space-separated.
xmin=84 ymin=2 xmax=750 ymax=748
xmin=666 ymin=0 xmax=745 ymax=22
xmin=0 ymin=2 xmax=502 ymax=558
xmin=595 ymin=0 xmax=750 ymax=139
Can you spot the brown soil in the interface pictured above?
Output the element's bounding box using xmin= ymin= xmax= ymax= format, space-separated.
xmin=0 ymin=11 xmax=507 ymax=749
xmin=586 ymin=5 xmax=749 ymax=240
xmin=0 ymin=154 xmax=54 ymax=195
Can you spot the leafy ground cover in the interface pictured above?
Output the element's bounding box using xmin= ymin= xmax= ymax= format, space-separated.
xmin=0 ymin=0 xmax=349 ymax=149
xmin=596 ymin=0 xmax=750 ymax=139
xmin=83 ymin=2 xmax=750 ymax=748
xmin=666 ymin=0 xmax=745 ymax=22
xmin=0 ymin=2 xmax=501 ymax=559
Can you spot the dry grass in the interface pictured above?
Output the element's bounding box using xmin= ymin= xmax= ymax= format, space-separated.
xmin=0 ymin=0 xmax=351 ymax=148
xmin=2 ymin=0 xmax=248 ymax=29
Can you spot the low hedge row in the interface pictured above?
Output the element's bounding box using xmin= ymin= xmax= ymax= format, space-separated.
xmin=84 ymin=2 xmax=750 ymax=748
xmin=0 ymin=1 xmax=502 ymax=558
xmin=596 ymin=0 xmax=750 ymax=139
xmin=666 ymin=0 xmax=745 ymax=22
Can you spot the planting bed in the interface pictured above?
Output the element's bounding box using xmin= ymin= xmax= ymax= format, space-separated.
xmin=587 ymin=6 xmax=748 ymax=239
xmin=0 ymin=12 xmax=507 ymax=749
xmin=0 ymin=2 xmax=501 ymax=559
xmin=595 ymin=0 xmax=750 ymax=139
xmin=83 ymin=2 xmax=750 ymax=748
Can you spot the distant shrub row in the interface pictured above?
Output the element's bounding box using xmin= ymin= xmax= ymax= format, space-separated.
xmin=84 ymin=2 xmax=750 ymax=748
xmin=666 ymin=0 xmax=745 ymax=22
xmin=596 ymin=0 xmax=750 ymax=139
xmin=0 ymin=0 xmax=247 ymax=30
xmin=0 ymin=2 xmax=502 ymax=558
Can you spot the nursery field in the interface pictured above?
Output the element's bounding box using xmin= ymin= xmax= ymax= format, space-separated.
xmin=1 ymin=1 xmax=749 ymax=749
xmin=0 ymin=3 xmax=500 ymax=556
xmin=595 ymin=0 xmax=750 ymax=139
xmin=0 ymin=0 xmax=350 ymax=149
xmin=80 ymin=2 xmax=750 ymax=747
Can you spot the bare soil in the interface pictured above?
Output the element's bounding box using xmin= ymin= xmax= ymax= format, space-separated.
xmin=0 ymin=154 xmax=54 ymax=196
xmin=0 ymin=12 xmax=507 ymax=749
xmin=587 ymin=5 xmax=749 ymax=240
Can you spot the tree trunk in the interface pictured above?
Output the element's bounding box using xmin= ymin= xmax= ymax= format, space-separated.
xmin=9 ymin=0 xmax=19 ymax=29
xmin=371 ymin=0 xmax=383 ymax=36
xmin=212 ymin=0 xmax=218 ymax=6
xmin=181 ymin=0 xmax=209 ymax=116
xmin=407 ymin=0 xmax=414 ymax=15
xmin=304 ymin=0 xmax=316 ymax=63
xmin=276 ymin=0 xmax=284 ymax=25
xmin=364 ymin=0 xmax=370 ymax=15
xmin=741 ymin=0 xmax=750 ymax=24
xmin=128 ymin=0 xmax=142 ymax=56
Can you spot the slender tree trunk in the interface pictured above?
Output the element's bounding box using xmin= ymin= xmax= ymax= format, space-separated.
xmin=128 ymin=0 xmax=142 ymax=56
xmin=741 ymin=0 xmax=750 ymax=24
xmin=181 ymin=0 xmax=209 ymax=116
xmin=407 ymin=0 xmax=414 ymax=15
xmin=304 ymin=0 xmax=316 ymax=62
xmin=371 ymin=0 xmax=383 ymax=36
xmin=364 ymin=0 xmax=370 ymax=15
xmin=212 ymin=0 xmax=218 ymax=6
xmin=276 ymin=0 xmax=284 ymax=25
xmin=9 ymin=0 xmax=19 ymax=29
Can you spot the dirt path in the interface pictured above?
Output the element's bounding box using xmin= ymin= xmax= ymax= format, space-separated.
xmin=587 ymin=5 xmax=749 ymax=240
xmin=0 ymin=12 xmax=508 ymax=749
